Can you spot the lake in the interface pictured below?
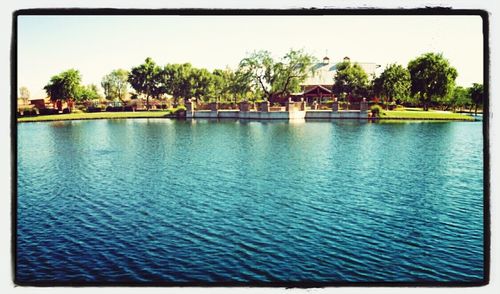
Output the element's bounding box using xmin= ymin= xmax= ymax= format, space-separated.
xmin=16 ymin=119 xmax=484 ymax=284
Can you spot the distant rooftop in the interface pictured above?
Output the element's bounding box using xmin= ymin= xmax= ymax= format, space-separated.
xmin=303 ymin=56 xmax=377 ymax=86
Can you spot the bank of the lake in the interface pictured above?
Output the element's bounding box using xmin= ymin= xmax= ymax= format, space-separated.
xmin=16 ymin=110 xmax=174 ymax=122
xmin=380 ymin=110 xmax=475 ymax=121
xmin=17 ymin=110 xmax=474 ymax=122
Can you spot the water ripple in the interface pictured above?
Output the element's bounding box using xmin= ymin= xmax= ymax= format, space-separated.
xmin=17 ymin=120 xmax=484 ymax=283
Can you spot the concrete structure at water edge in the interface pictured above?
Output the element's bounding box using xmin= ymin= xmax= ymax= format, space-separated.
xmin=185 ymin=98 xmax=370 ymax=120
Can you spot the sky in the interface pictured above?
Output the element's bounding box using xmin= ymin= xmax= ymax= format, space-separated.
xmin=17 ymin=15 xmax=484 ymax=99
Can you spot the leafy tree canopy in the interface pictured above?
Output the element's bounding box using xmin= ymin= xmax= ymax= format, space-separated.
xmin=102 ymin=69 xmax=129 ymax=102
xmin=332 ymin=61 xmax=370 ymax=100
xmin=76 ymin=84 xmax=102 ymax=101
xmin=469 ymin=83 xmax=484 ymax=114
xmin=44 ymin=69 xmax=82 ymax=102
xmin=19 ymin=86 xmax=30 ymax=100
xmin=239 ymin=49 xmax=315 ymax=100
xmin=128 ymin=57 xmax=162 ymax=109
xmin=373 ymin=63 xmax=411 ymax=107
xmin=407 ymin=52 xmax=457 ymax=110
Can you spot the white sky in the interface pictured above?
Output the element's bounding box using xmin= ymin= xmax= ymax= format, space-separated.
xmin=18 ymin=15 xmax=484 ymax=99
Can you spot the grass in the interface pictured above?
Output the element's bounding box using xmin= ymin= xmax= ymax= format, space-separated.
xmin=17 ymin=110 xmax=175 ymax=122
xmin=17 ymin=107 xmax=475 ymax=122
xmin=380 ymin=110 xmax=474 ymax=121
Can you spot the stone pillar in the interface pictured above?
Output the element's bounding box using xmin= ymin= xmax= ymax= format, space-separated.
xmin=185 ymin=99 xmax=195 ymax=112
xmin=300 ymin=98 xmax=306 ymax=111
xmin=332 ymin=98 xmax=339 ymax=112
xmin=209 ymin=102 xmax=219 ymax=112
xmin=312 ymin=101 xmax=318 ymax=110
xmin=360 ymin=98 xmax=368 ymax=112
xmin=239 ymin=101 xmax=250 ymax=112
xmin=286 ymin=98 xmax=294 ymax=111
xmin=259 ymin=100 xmax=270 ymax=112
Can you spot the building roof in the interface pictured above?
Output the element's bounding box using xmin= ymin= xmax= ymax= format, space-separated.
xmin=303 ymin=85 xmax=332 ymax=95
xmin=302 ymin=58 xmax=377 ymax=86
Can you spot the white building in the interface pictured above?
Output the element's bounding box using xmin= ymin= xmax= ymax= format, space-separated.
xmin=302 ymin=56 xmax=378 ymax=88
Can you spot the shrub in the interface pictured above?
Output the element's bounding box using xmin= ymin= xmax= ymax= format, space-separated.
xmin=87 ymin=106 xmax=103 ymax=113
xmin=39 ymin=108 xmax=59 ymax=115
xmin=62 ymin=108 xmax=71 ymax=114
xmin=106 ymin=106 xmax=124 ymax=112
xmin=370 ymin=105 xmax=383 ymax=118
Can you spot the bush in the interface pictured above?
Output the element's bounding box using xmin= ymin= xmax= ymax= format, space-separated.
xmin=87 ymin=106 xmax=103 ymax=113
xmin=39 ymin=108 xmax=59 ymax=115
xmin=62 ymin=108 xmax=71 ymax=114
xmin=106 ymin=106 xmax=124 ymax=112
xmin=370 ymin=105 xmax=383 ymax=118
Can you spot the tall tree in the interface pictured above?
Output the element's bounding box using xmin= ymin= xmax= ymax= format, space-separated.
xmin=407 ymin=52 xmax=457 ymax=111
xmin=239 ymin=49 xmax=315 ymax=101
xmin=76 ymin=84 xmax=101 ymax=101
xmin=19 ymin=86 xmax=30 ymax=100
xmin=128 ymin=57 xmax=162 ymax=109
xmin=229 ymin=69 xmax=254 ymax=103
xmin=101 ymin=69 xmax=129 ymax=103
xmin=43 ymin=69 xmax=82 ymax=102
xmin=373 ymin=64 xmax=411 ymax=109
xmin=212 ymin=68 xmax=232 ymax=102
xmin=469 ymin=83 xmax=484 ymax=115
xmin=448 ymin=86 xmax=472 ymax=112
xmin=161 ymin=63 xmax=194 ymax=104
xmin=190 ymin=68 xmax=216 ymax=103
xmin=332 ymin=60 xmax=370 ymax=101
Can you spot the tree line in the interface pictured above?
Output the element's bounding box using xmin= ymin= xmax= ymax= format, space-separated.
xmin=39 ymin=50 xmax=483 ymax=113
xmin=333 ymin=52 xmax=484 ymax=113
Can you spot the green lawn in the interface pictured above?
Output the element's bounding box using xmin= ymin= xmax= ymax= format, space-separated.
xmin=17 ymin=110 xmax=174 ymax=122
xmin=380 ymin=110 xmax=474 ymax=121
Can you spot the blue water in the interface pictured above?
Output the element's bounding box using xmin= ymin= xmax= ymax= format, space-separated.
xmin=16 ymin=119 xmax=484 ymax=283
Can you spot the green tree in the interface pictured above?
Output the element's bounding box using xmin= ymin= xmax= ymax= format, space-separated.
xmin=43 ymin=69 xmax=82 ymax=102
xmin=101 ymin=69 xmax=129 ymax=103
xmin=373 ymin=63 xmax=411 ymax=109
xmin=76 ymin=84 xmax=101 ymax=101
xmin=448 ymin=86 xmax=472 ymax=112
xmin=161 ymin=63 xmax=194 ymax=104
xmin=407 ymin=53 xmax=457 ymax=111
xmin=469 ymin=83 xmax=484 ymax=115
xmin=128 ymin=57 xmax=162 ymax=109
xmin=190 ymin=68 xmax=216 ymax=103
xmin=332 ymin=60 xmax=370 ymax=101
xmin=212 ymin=68 xmax=232 ymax=102
xmin=239 ymin=49 xmax=315 ymax=101
xmin=19 ymin=86 xmax=30 ymax=100
xmin=229 ymin=69 xmax=254 ymax=103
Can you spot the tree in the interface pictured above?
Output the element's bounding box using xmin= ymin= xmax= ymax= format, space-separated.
xmin=76 ymin=84 xmax=101 ymax=101
xmin=332 ymin=60 xmax=370 ymax=101
xmin=448 ymin=86 xmax=472 ymax=112
xmin=469 ymin=83 xmax=484 ymax=115
xmin=161 ymin=63 xmax=194 ymax=104
xmin=190 ymin=68 xmax=216 ymax=103
xmin=373 ymin=64 xmax=411 ymax=109
xmin=19 ymin=86 xmax=30 ymax=100
xmin=101 ymin=69 xmax=129 ymax=103
xmin=44 ymin=69 xmax=82 ymax=102
xmin=128 ymin=57 xmax=162 ymax=109
xmin=229 ymin=69 xmax=254 ymax=103
xmin=239 ymin=49 xmax=315 ymax=101
xmin=407 ymin=53 xmax=457 ymax=111
xmin=212 ymin=68 xmax=232 ymax=102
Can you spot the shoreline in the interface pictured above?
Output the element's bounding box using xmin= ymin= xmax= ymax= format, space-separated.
xmin=17 ymin=111 xmax=476 ymax=123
